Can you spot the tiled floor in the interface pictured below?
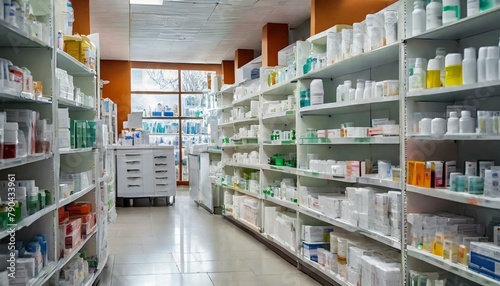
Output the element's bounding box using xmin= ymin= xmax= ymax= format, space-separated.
xmin=98 ymin=188 xmax=321 ymax=286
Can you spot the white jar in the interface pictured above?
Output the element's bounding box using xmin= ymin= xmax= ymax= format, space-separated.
xmin=426 ymin=0 xmax=442 ymax=30
xmin=462 ymin=47 xmax=477 ymax=85
xmin=412 ymin=1 xmax=426 ymax=36
xmin=447 ymin=111 xmax=460 ymax=134
xmin=459 ymin=110 xmax=475 ymax=133
xmin=443 ymin=0 xmax=461 ymax=24
xmin=431 ymin=118 xmax=447 ymax=136
xmin=420 ymin=118 xmax=432 ymax=135
xmin=310 ymin=79 xmax=324 ymax=105
xmin=363 ymin=81 xmax=373 ymax=99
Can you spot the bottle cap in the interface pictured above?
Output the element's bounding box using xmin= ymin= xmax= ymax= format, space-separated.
xmin=464 ymin=47 xmax=476 ymax=60
xmin=415 ymin=58 xmax=425 ymax=68
xmin=487 ymin=46 xmax=500 ymax=58
xmin=436 ymin=47 xmax=447 ymax=57
xmin=461 ymin=110 xmax=471 ymax=117
xmin=479 ymin=47 xmax=488 ymax=59
xmin=427 ymin=59 xmax=440 ymax=71
xmin=445 ymin=53 xmax=462 ymax=66
xmin=449 ymin=111 xmax=458 ymax=118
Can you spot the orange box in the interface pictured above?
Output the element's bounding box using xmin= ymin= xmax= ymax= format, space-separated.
xmin=407 ymin=161 xmax=416 ymax=185
xmin=415 ymin=161 xmax=426 ymax=187
xmin=67 ymin=202 xmax=92 ymax=215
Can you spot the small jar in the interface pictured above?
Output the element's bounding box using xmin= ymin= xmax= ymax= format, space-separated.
xmin=3 ymin=123 xmax=18 ymax=159
xmin=364 ymin=81 xmax=373 ymax=99
xmin=375 ymin=82 xmax=384 ymax=98
xmin=355 ymin=80 xmax=365 ymax=100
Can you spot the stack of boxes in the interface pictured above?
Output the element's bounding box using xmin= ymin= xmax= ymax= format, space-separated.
xmin=58 ymin=202 xmax=97 ymax=258
xmin=63 ymin=35 xmax=97 ymax=71
xmin=59 ymin=255 xmax=91 ymax=286
xmin=301 ymin=225 xmax=333 ymax=263
xmin=59 ymin=170 xmax=94 ymax=197
xmin=4 ymin=234 xmax=48 ymax=285
xmin=58 ymin=108 xmax=97 ymax=150
xmin=56 ymin=68 xmax=74 ymax=100
xmin=264 ymin=206 xmax=297 ymax=251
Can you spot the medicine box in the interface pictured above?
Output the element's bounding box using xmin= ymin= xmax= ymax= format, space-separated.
xmin=302 ymin=226 xmax=334 ymax=242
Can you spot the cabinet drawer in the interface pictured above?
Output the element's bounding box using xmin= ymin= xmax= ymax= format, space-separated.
xmin=155 ymin=178 xmax=173 ymax=185
xmin=117 ymin=149 xmax=147 ymax=156
xmin=120 ymin=185 xmax=143 ymax=196
xmin=127 ymin=177 xmax=143 ymax=185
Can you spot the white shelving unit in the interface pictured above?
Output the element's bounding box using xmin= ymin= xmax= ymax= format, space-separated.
xmin=216 ymin=1 xmax=500 ymax=285
xmin=0 ymin=2 xmax=110 ymax=284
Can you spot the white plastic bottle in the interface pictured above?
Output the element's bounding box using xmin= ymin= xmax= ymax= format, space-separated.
xmin=459 ymin=110 xmax=475 ymax=133
xmin=355 ymin=80 xmax=365 ymax=100
xmin=310 ymin=79 xmax=324 ymax=105
xmin=467 ymin=0 xmax=480 ymax=16
xmin=443 ymin=0 xmax=461 ymax=24
xmin=65 ymin=1 xmax=74 ymax=36
xmin=447 ymin=111 xmax=460 ymax=134
xmin=435 ymin=47 xmax=447 ymax=86
xmin=462 ymin=47 xmax=477 ymax=85
xmin=486 ymin=46 xmax=500 ymax=81
xmin=426 ymin=0 xmax=442 ymax=30
xmin=410 ymin=58 xmax=427 ymax=90
xmin=412 ymin=1 xmax=426 ymax=36
xmin=478 ymin=47 xmax=488 ymax=83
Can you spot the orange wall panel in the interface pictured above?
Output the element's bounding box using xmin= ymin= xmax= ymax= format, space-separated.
xmin=262 ymin=23 xmax=289 ymax=67
xmin=72 ymin=0 xmax=90 ymax=35
xmin=222 ymin=60 xmax=235 ymax=85
xmin=101 ymin=60 xmax=131 ymax=134
xmin=311 ymin=0 xmax=397 ymax=35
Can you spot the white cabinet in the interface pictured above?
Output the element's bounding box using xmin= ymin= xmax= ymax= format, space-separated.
xmin=116 ymin=146 xmax=176 ymax=199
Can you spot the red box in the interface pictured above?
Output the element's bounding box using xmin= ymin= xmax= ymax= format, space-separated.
xmin=66 ymin=202 xmax=92 ymax=215
xmin=65 ymin=229 xmax=81 ymax=249
xmin=59 ymin=218 xmax=82 ymax=236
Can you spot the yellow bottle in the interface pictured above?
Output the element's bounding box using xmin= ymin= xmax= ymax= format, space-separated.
xmin=445 ymin=53 xmax=463 ymax=87
xmin=427 ymin=59 xmax=441 ymax=88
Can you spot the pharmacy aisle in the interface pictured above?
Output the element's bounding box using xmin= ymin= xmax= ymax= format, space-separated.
xmin=101 ymin=191 xmax=323 ymax=286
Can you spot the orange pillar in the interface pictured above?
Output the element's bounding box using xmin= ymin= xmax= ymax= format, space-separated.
xmin=311 ymin=0 xmax=397 ymax=35
xmin=72 ymin=0 xmax=90 ymax=35
xmin=262 ymin=23 xmax=289 ymax=67
xmin=101 ymin=60 xmax=131 ymax=134
xmin=235 ymin=49 xmax=254 ymax=75
xmin=222 ymin=60 xmax=235 ymax=85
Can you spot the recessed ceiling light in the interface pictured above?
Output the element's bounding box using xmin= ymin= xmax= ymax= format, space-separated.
xmin=130 ymin=0 xmax=163 ymax=5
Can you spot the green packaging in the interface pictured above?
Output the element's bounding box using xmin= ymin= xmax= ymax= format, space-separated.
xmin=70 ymin=120 xmax=76 ymax=149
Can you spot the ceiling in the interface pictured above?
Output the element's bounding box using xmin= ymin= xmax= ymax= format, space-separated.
xmin=90 ymin=0 xmax=311 ymax=64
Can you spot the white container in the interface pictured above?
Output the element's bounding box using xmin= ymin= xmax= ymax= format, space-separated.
xmin=486 ymin=46 xmax=500 ymax=81
xmin=384 ymin=10 xmax=398 ymax=45
xmin=436 ymin=47 xmax=447 ymax=86
xmin=447 ymin=111 xmax=460 ymax=134
xmin=443 ymin=0 xmax=461 ymax=24
xmin=426 ymin=0 xmax=442 ymax=30
xmin=420 ymin=118 xmax=432 ymax=135
xmin=431 ymin=118 xmax=447 ymax=135
xmin=58 ymin=129 xmax=71 ymax=149
xmin=410 ymin=58 xmax=426 ymax=90
xmin=459 ymin=110 xmax=475 ymax=133
xmin=310 ymin=79 xmax=324 ymax=105
xmin=463 ymin=47 xmax=477 ymax=85
xmin=349 ymin=88 xmax=356 ymax=101
xmin=467 ymin=0 xmax=480 ymax=16
xmin=478 ymin=47 xmax=488 ymax=83
xmin=375 ymin=82 xmax=384 ymax=98
xmin=363 ymin=81 xmax=373 ymax=99
xmin=412 ymin=1 xmax=426 ymax=37
xmin=355 ymin=80 xmax=365 ymax=100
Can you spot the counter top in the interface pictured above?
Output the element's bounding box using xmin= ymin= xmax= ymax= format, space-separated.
xmin=107 ymin=145 xmax=175 ymax=150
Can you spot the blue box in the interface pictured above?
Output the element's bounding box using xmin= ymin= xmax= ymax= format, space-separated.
xmin=151 ymin=111 xmax=162 ymax=117
xmin=469 ymin=252 xmax=500 ymax=281
xmin=163 ymin=111 xmax=174 ymax=117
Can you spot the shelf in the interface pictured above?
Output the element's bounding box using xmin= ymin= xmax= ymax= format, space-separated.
xmin=233 ymin=92 xmax=260 ymax=106
xmin=221 ymin=104 xmax=233 ymax=110
xmin=264 ymin=196 xmax=299 ymax=211
xmin=149 ymin=133 xmax=180 ymax=136
xmin=57 ymin=50 xmax=95 ymax=77
xmin=0 ymin=153 xmax=53 ymax=171
xmin=0 ymin=19 xmax=50 ymax=48
xmin=54 ymin=228 xmax=98 ymax=273
xmin=261 ymin=80 xmax=297 ymax=96
xmin=299 ymin=256 xmax=350 ymax=286
xmin=59 ymin=184 xmax=96 ymax=207
xmin=60 ymin=148 xmax=94 ymax=154
xmin=221 ymin=117 xmax=259 ymax=127
xmin=262 ymin=233 xmax=297 ymax=256
xmin=28 ymin=261 xmax=58 ymax=286
xmin=407 ymin=80 xmax=500 ymax=102
xmin=407 ymin=246 xmax=500 ymax=286
xmin=207 ymin=148 xmax=222 ymax=154
xmin=408 ymin=134 xmax=500 ymax=141
xmin=58 ymin=97 xmax=95 ymax=110
xmin=98 ymin=175 xmax=110 ymax=183
xmin=261 ymin=165 xmax=298 ymax=175
xmin=262 ymin=140 xmax=297 ymax=146
xmin=0 ymin=204 xmax=57 ymax=240
xmin=0 ymin=87 xmax=51 ymax=104
xmin=300 ymin=137 xmax=400 ymax=145
xmin=262 ymin=110 xmax=295 ymax=122
xmin=85 ymin=253 xmax=109 ymax=286
xmin=300 ymin=96 xmax=399 ymax=116
xmin=357 ymin=175 xmax=401 ymax=190
xmin=406 ymin=185 xmax=500 ymax=209
xmin=224 ymin=213 xmax=261 ymax=233
xmin=299 ymin=207 xmax=401 ymax=250
xmin=222 ymin=143 xmax=260 ymax=149
xmin=300 ymin=43 xmax=400 ymax=80
xmin=297 ymin=170 xmax=357 ymax=183
xmin=224 ymin=162 xmax=260 ymax=170
xmin=142 ymin=116 xmax=203 ymax=120
xmin=407 ymin=7 xmax=500 ymax=41
xmin=222 ymin=185 xmax=261 ymax=199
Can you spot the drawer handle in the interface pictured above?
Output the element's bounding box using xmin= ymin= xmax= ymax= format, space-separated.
xmin=156 ymin=170 xmax=168 ymax=173
xmin=127 ymin=169 xmax=140 ymax=172
xmin=125 ymin=154 xmax=141 ymax=156
xmin=155 ymin=156 xmax=167 ymax=159
xmin=126 ymin=161 xmax=140 ymax=164
xmin=127 ymin=184 xmax=141 ymax=187
xmin=128 ymin=177 xmax=141 ymax=179
xmin=155 ymin=163 xmax=168 ymax=166
xmin=156 ymin=177 xmax=169 ymax=179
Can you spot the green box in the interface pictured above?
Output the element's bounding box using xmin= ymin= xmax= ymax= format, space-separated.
xmin=87 ymin=121 xmax=96 ymax=148
xmin=69 ymin=120 xmax=76 ymax=149
xmin=75 ymin=120 xmax=84 ymax=148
